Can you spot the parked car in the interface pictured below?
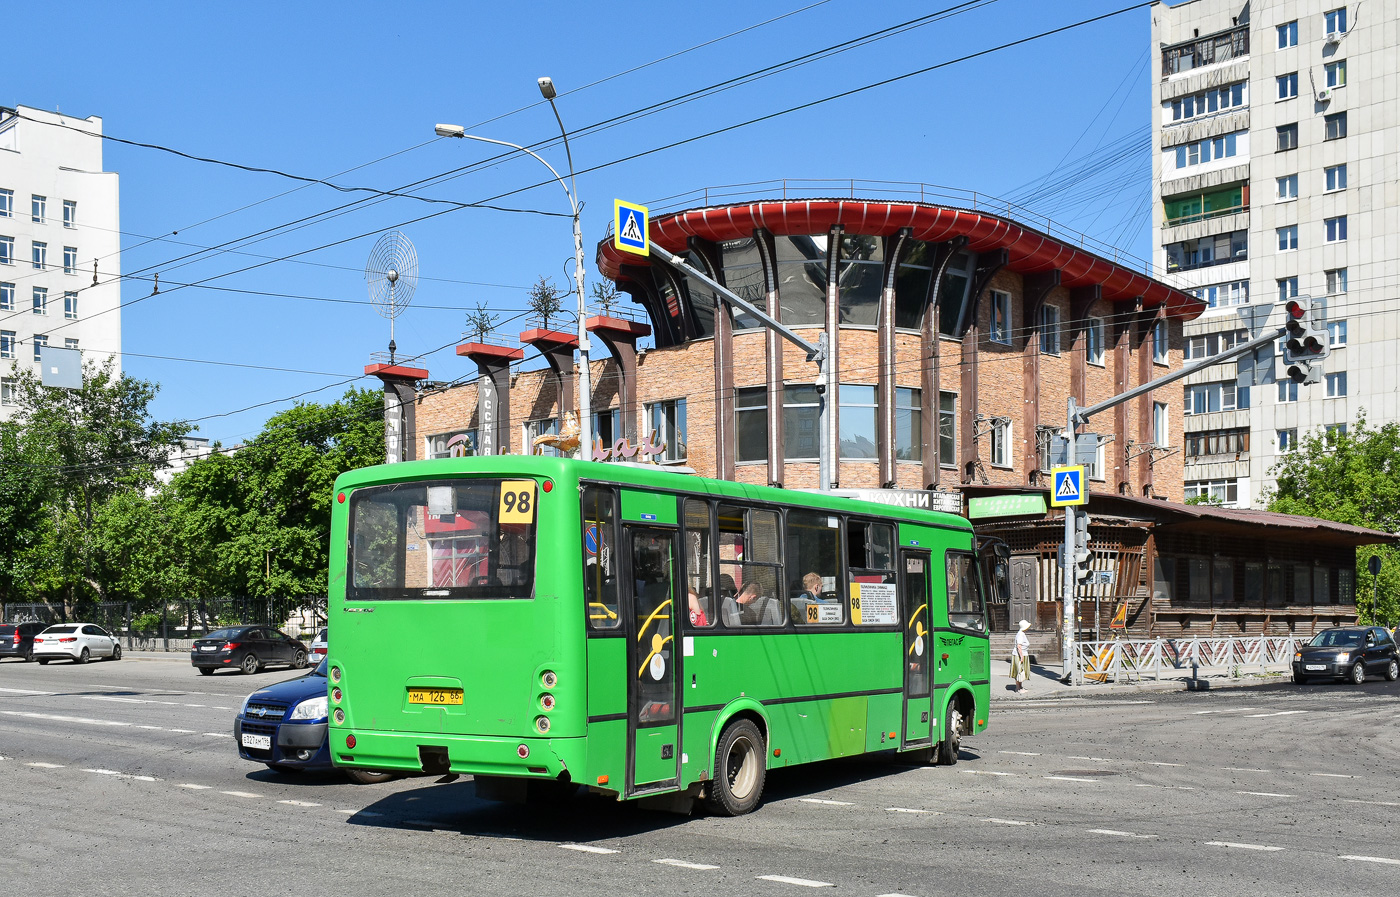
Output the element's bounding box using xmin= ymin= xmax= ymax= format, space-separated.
xmin=234 ymin=658 xmax=394 ymax=783
xmin=308 ymin=628 xmax=328 ymax=664
xmin=0 ymin=622 xmax=48 ymax=662
xmin=33 ymin=623 xmax=122 ymax=664
xmin=1293 ymin=626 xmax=1400 ymax=684
xmin=190 ymin=626 xmax=308 ymax=676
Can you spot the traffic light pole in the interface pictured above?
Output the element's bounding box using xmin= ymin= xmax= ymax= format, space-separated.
xmin=1059 ymin=321 xmax=1295 ymax=683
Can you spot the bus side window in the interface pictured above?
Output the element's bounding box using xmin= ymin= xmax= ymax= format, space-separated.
xmin=945 ymin=551 xmax=987 ymax=633
xmin=683 ymin=499 xmax=715 ymax=629
xmin=716 ymin=503 xmax=784 ymax=628
xmin=848 ymin=520 xmax=897 ymax=626
xmin=582 ymin=486 xmax=621 ymax=630
xmin=788 ymin=510 xmax=843 ymax=626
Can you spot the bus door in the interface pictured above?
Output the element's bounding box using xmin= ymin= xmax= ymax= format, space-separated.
xmin=623 ymin=527 xmax=681 ymax=794
xmin=899 ymin=548 xmax=933 ymax=748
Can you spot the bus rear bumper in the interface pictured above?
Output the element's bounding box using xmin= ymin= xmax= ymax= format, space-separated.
xmin=334 ymin=730 xmax=585 ymax=780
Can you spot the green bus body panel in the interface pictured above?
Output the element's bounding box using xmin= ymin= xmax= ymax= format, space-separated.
xmin=327 ymin=456 xmax=986 ymax=792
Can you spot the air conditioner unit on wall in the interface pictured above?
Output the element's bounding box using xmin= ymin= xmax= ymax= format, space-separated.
xmin=1316 ymin=88 xmax=1333 ymax=102
xmin=1324 ymin=33 xmax=1342 ymax=47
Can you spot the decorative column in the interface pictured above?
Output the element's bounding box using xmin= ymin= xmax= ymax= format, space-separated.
xmin=586 ymin=314 xmax=652 ymax=445
xmin=456 ymin=342 xmax=524 ymax=456
xmin=365 ymin=362 xmax=428 ymax=463
xmin=878 ymin=230 xmax=910 ymax=487
xmin=520 ymin=327 xmax=579 ymax=425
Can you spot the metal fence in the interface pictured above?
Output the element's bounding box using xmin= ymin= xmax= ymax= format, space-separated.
xmin=1074 ymin=636 xmax=1300 ymax=685
xmin=3 ymin=596 xmax=325 ymax=651
xmin=3 ymin=601 xmax=131 ymax=635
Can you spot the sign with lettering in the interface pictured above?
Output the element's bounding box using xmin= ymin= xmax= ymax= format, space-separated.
xmin=826 ymin=489 xmax=963 ymax=515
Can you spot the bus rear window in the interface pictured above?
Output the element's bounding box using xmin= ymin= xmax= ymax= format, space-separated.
xmin=348 ymin=479 xmax=537 ymax=600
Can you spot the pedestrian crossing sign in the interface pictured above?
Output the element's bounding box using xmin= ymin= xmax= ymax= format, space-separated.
xmin=1050 ymin=465 xmax=1086 ymax=507
xmin=614 ymin=199 xmax=649 ymax=256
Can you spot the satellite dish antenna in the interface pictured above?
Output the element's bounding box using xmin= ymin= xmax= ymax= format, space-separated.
xmin=365 ymin=231 xmax=419 ymax=363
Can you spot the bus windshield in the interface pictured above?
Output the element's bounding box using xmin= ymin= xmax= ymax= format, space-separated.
xmin=347 ymin=478 xmax=538 ymax=601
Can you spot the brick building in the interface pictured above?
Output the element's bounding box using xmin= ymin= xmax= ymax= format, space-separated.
xmin=383 ymin=192 xmax=1385 ymax=643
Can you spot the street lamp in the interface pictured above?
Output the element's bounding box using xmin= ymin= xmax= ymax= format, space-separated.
xmin=434 ymin=78 xmax=593 ymax=458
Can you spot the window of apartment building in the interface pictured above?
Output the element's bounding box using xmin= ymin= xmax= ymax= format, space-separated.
xmin=1165 ymin=230 xmax=1247 ymax=272
xmin=63 ymin=200 xmax=76 ymax=229
xmin=647 ymin=398 xmax=687 ymax=462
xmin=1194 ymin=280 xmax=1248 ymax=309
xmin=894 ymin=387 xmax=922 ymax=462
xmin=1276 ymin=72 xmax=1298 ymax=100
xmin=1277 ymin=276 xmax=1299 ymax=302
xmin=425 ymin=430 xmax=476 ymax=459
xmin=63 ymin=338 xmax=78 ymax=350
xmin=1325 ymin=267 xmax=1348 ymax=293
xmin=1186 ymin=428 xmax=1248 ymax=458
xmin=1153 ymin=319 xmax=1169 ymax=364
xmin=1276 ymin=123 xmax=1299 ymax=151
xmin=1161 ymin=26 xmax=1249 ymax=77
xmin=1325 ymin=60 xmax=1347 ymax=88
xmin=0 ymin=377 xmax=14 ymax=407
xmin=62 ymin=246 xmax=77 ymax=275
xmin=735 ymin=387 xmax=766 ymax=463
xmin=32 ymin=334 xmax=46 ymax=363
xmin=32 ymin=287 xmax=46 ymax=315
xmin=1184 ymin=329 xmax=1249 ymax=361
xmin=1185 ymin=479 xmax=1239 ymax=505
xmin=1327 ymin=423 xmax=1348 ymax=440
xmin=0 ymin=189 xmax=11 ymax=218
xmin=523 ymin=418 xmax=560 ymax=458
xmin=1170 ymin=132 xmax=1241 ymax=172
xmin=31 ymin=195 xmax=46 ymax=224
xmin=1154 ymin=402 xmax=1169 ymax=447
xmin=0 ymin=282 xmax=11 ymax=311
xmin=63 ymin=292 xmax=77 ymax=320
xmin=1277 ymin=428 xmax=1298 ymax=452
xmin=1324 ymin=112 xmax=1347 ymax=140
xmin=839 ymin=386 xmax=877 ymax=460
xmin=1325 ymin=164 xmax=1347 ymax=191
xmin=1086 ymin=317 xmax=1105 ymax=366
xmin=1163 ymin=184 xmax=1245 ymax=226
xmin=1277 ymin=20 xmax=1298 ymax=48
xmin=1084 ymin=436 xmax=1106 ymax=481
xmin=1186 ymin=381 xmax=1244 ymax=415
xmin=990 ymin=417 xmax=1011 ymax=468
xmin=1036 ymin=427 xmax=1063 ymax=473
xmin=783 ymin=385 xmax=821 ymax=461
xmin=593 ymin=408 xmax=622 ymax=448
xmin=1277 ymin=379 xmax=1299 ymax=403
xmin=1325 ymin=215 xmax=1348 ymax=242
xmin=1169 ymin=82 xmax=1246 ymax=121
xmin=0 ymin=330 xmax=13 ymax=359
xmin=1327 ymin=319 xmax=1347 ymax=347
xmin=1277 ymin=225 xmax=1298 ymax=251
xmin=1325 ymin=7 xmax=1347 ymax=35
xmin=1325 ymin=371 xmax=1348 ymax=397
xmin=1039 ymin=304 xmax=1060 ymax=356
xmin=989 ymin=290 xmax=1011 ymax=344
xmin=31 ymin=241 xmax=45 ymax=270
xmin=939 ymin=391 xmax=956 ymax=467
xmin=1276 ymin=174 xmax=1298 ymax=200
xmin=0 ymin=236 xmax=11 ymax=265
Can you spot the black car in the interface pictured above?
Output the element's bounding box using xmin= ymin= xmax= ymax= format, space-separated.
xmin=0 ymin=622 xmax=46 ymax=662
xmin=191 ymin=626 xmax=308 ymax=676
xmin=1293 ymin=626 xmax=1400 ymax=684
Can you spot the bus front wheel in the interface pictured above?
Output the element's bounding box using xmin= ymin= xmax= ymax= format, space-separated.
xmin=936 ymin=703 xmax=963 ymax=766
xmin=704 ymin=719 xmax=766 ymax=816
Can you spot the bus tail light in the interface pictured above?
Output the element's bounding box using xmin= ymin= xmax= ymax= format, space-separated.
xmin=346 ymin=735 xmax=356 ymax=749
xmin=540 ymin=693 xmax=555 ymax=711
xmin=518 ymin=745 xmax=530 ymax=759
xmin=332 ymin=688 xmax=343 ymax=703
xmin=542 ymin=479 xmax=554 ymax=493
xmin=535 ymin=716 xmax=551 ymax=734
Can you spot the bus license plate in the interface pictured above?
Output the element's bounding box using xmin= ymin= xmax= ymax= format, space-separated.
xmin=241 ymin=733 xmax=272 ymax=750
xmin=408 ymin=688 xmax=463 ymax=705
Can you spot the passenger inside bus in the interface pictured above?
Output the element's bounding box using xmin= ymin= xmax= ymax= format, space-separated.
xmin=687 ymin=589 xmax=709 ymax=627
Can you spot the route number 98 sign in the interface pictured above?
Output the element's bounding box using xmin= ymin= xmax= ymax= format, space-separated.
xmin=498 ymin=480 xmax=536 ymax=524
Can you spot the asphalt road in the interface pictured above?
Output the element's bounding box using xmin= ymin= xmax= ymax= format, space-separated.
xmin=3 ymin=652 xmax=1399 ymax=897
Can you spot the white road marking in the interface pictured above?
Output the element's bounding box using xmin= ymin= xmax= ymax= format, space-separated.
xmin=1206 ymin=841 xmax=1285 ymax=852
xmin=1245 ymin=711 xmax=1309 ymax=718
xmin=961 ymin=770 xmax=1015 ymax=776
xmin=1045 ymin=776 xmax=1101 ymax=783
xmin=2 ymin=710 xmax=129 ymax=727
xmin=184 ymin=704 xmax=206 ymax=708
xmin=81 ymin=768 xmax=156 ymax=781
xmin=875 ymin=894 xmax=922 ymax=897
xmin=1236 ymin=791 xmax=1294 ymax=798
xmin=887 ymin=808 xmax=938 ymax=814
xmin=0 ymin=687 xmax=53 ymax=695
xmin=1145 ymin=762 xmax=1184 ymax=767
xmin=1088 ymin=829 xmax=1157 ymax=839
xmin=220 ymin=791 xmax=260 ymax=798
xmin=82 ymin=696 xmax=152 ymax=704
xmin=278 ymin=800 xmax=321 ymax=807
xmin=168 ymin=729 xmax=195 ymax=734
xmin=1340 ymin=855 xmax=1400 ymax=866
xmin=27 ymin=762 xmax=64 ymax=769
xmin=176 ymin=784 xmax=211 ymax=790
xmin=756 ymin=875 xmax=833 ymax=887
xmin=136 ymin=725 xmax=164 ymax=730
xmin=999 ymin=751 xmax=1041 ymax=756
xmin=654 ymin=859 xmax=720 ymax=870
xmin=561 ymin=844 xmax=619 ymax=855
xmin=212 ymin=706 xmax=233 ymax=711
xmin=1310 ymin=773 xmax=1354 ymax=778
xmin=983 ymin=818 xmax=1032 ymax=826
xmin=1342 ymin=799 xmax=1400 ymax=807
xmin=1221 ymin=767 xmax=1270 ymax=772
xmin=201 ymin=733 xmax=231 ymax=738
xmin=799 ymin=798 xmax=853 ymax=806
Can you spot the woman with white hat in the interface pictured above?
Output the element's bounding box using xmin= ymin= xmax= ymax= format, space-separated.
xmin=1011 ymin=620 xmax=1031 ymax=693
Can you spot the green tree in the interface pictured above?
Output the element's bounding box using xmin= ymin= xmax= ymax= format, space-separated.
xmin=528 ymin=276 xmax=564 ymax=330
xmin=1265 ymin=413 xmax=1400 ymax=624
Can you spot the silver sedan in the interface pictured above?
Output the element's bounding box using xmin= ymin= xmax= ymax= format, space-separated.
xmin=33 ymin=623 xmax=122 ymax=664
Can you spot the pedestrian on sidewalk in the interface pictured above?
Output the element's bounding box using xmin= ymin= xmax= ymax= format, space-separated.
xmin=1011 ymin=620 xmax=1031 ymax=693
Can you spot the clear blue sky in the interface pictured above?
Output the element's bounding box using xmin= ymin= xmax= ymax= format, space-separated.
xmin=7 ymin=0 xmax=1155 ymax=445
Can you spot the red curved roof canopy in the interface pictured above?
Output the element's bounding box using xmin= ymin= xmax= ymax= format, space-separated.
xmin=597 ymin=199 xmax=1204 ymax=320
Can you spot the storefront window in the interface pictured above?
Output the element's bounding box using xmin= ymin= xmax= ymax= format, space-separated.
xmin=719 ymin=238 xmax=764 ymax=330
xmin=775 ymin=235 xmax=829 ymax=327
xmin=839 ymin=385 xmax=877 ymax=459
xmin=894 ymin=240 xmax=934 ymax=330
xmin=837 ymin=234 xmax=883 ymax=326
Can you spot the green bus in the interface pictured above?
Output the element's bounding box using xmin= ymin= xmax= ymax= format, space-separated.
xmin=329 ymin=456 xmax=991 ymax=815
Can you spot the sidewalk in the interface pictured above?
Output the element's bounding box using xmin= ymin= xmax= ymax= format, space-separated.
xmin=990 ymin=661 xmax=1290 ymax=701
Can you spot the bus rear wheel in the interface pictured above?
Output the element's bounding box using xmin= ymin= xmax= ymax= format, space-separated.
xmin=936 ymin=703 xmax=963 ymax=766
xmin=704 ymin=719 xmax=765 ymax=816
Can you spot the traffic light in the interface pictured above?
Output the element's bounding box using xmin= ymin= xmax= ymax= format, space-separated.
xmin=1072 ymin=508 xmax=1092 ymax=582
xmin=1282 ymin=297 xmax=1329 ymax=383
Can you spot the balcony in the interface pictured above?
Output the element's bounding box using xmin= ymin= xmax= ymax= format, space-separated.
xmin=1162 ymin=25 xmax=1249 ymax=78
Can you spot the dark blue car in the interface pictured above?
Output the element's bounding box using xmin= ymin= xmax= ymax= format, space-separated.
xmin=234 ymin=658 xmax=395 ymax=783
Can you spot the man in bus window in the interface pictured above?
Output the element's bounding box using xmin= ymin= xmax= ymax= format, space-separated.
xmin=801 ymin=572 xmax=831 ymax=603
xmin=735 ymin=581 xmax=763 ymax=625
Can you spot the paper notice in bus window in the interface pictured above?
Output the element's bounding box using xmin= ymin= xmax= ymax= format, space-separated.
xmin=851 ymin=582 xmax=897 ymax=625
xmin=498 ymin=480 xmax=536 ymax=524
